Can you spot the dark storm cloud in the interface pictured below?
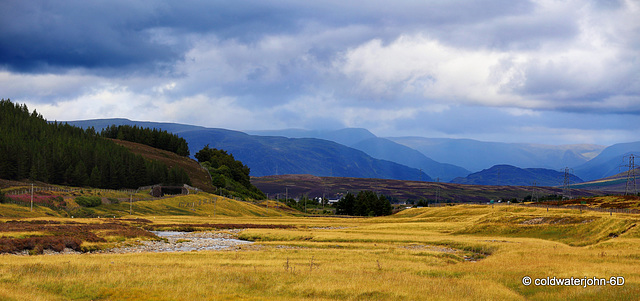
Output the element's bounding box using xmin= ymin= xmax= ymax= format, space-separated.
xmin=0 ymin=0 xmax=538 ymax=73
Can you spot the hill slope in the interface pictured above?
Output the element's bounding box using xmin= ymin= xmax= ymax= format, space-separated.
xmin=571 ymin=168 xmax=640 ymax=193
xmin=450 ymin=165 xmax=583 ymax=186
xmin=110 ymin=139 xmax=216 ymax=193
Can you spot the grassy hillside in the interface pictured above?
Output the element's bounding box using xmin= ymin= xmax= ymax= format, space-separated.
xmin=110 ymin=139 xmax=216 ymax=193
xmin=0 ymin=187 xmax=286 ymax=219
xmin=572 ymin=168 xmax=640 ymax=193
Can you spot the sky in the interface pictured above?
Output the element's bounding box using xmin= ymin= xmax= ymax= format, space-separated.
xmin=1 ymin=0 xmax=639 ymax=146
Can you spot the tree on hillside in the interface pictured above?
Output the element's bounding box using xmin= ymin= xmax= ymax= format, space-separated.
xmin=196 ymin=145 xmax=265 ymax=200
xmin=101 ymin=124 xmax=190 ymax=156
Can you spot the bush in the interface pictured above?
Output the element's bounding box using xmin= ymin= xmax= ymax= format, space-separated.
xmin=70 ymin=207 xmax=97 ymax=218
xmin=75 ymin=196 xmax=102 ymax=207
xmin=107 ymin=197 xmax=120 ymax=204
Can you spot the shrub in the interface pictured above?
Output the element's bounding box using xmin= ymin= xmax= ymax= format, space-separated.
xmin=75 ymin=196 xmax=102 ymax=207
xmin=70 ymin=207 xmax=97 ymax=218
xmin=107 ymin=197 xmax=120 ymax=204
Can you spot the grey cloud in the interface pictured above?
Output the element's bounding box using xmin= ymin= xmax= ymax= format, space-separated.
xmin=0 ymin=1 xmax=184 ymax=73
xmin=1 ymin=0 xmax=536 ymax=74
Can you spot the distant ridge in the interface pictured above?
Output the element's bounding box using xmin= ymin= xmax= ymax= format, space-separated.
xmin=388 ymin=136 xmax=604 ymax=172
xmin=450 ymin=165 xmax=583 ymax=187
xmin=248 ymin=128 xmax=470 ymax=181
xmin=65 ymin=118 xmax=206 ymax=133
xmin=573 ymin=141 xmax=640 ymax=181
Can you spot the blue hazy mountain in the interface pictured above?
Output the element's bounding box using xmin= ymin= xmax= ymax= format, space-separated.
xmin=387 ymin=137 xmax=604 ymax=172
xmin=350 ymin=137 xmax=470 ymax=181
xmin=450 ymin=164 xmax=583 ymax=186
xmin=247 ymin=128 xmax=470 ymax=181
xmin=247 ymin=128 xmax=377 ymax=146
xmin=573 ymin=141 xmax=640 ymax=181
xmin=67 ymin=119 xmax=430 ymax=181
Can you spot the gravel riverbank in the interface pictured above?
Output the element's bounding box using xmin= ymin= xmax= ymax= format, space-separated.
xmin=102 ymin=230 xmax=254 ymax=254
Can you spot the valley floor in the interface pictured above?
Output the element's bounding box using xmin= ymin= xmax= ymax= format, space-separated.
xmin=1 ymin=204 xmax=640 ymax=300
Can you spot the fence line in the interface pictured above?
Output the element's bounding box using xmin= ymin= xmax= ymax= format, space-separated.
xmin=178 ymin=196 xmax=221 ymax=209
xmin=518 ymin=203 xmax=640 ymax=214
xmin=5 ymin=185 xmax=137 ymax=196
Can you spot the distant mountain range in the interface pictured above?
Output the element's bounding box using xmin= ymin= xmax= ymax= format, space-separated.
xmin=249 ymin=129 xmax=470 ymax=180
xmin=450 ymin=164 xmax=583 ymax=187
xmin=386 ymin=137 xmax=604 ymax=172
xmin=67 ymin=120 xmax=430 ymax=181
xmin=67 ymin=119 xmax=640 ymax=185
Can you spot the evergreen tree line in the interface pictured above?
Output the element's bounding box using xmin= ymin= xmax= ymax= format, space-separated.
xmin=195 ymin=145 xmax=265 ymax=200
xmin=100 ymin=124 xmax=189 ymax=156
xmin=0 ymin=99 xmax=190 ymax=189
xmin=335 ymin=191 xmax=393 ymax=216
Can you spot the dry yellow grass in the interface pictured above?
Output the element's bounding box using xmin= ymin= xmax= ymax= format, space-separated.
xmin=1 ymin=205 xmax=639 ymax=300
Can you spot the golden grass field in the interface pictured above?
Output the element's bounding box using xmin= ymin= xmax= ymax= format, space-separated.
xmin=1 ymin=195 xmax=640 ymax=300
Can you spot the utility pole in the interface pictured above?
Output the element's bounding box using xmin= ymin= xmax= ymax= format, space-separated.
xmin=435 ymin=177 xmax=440 ymax=203
xmin=623 ymin=154 xmax=638 ymax=196
xmin=531 ymin=181 xmax=538 ymax=202
xmin=562 ymin=167 xmax=573 ymax=200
